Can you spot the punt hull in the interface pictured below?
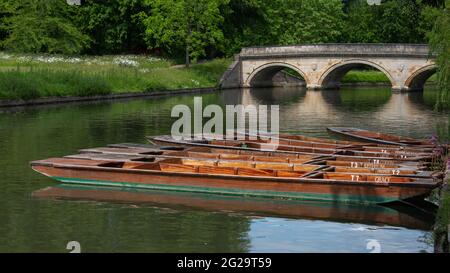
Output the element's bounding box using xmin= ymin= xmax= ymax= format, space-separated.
xmin=32 ymin=164 xmax=437 ymax=205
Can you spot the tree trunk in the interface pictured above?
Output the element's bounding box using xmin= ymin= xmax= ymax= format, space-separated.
xmin=185 ymin=43 xmax=190 ymax=68
xmin=185 ymin=18 xmax=192 ymax=68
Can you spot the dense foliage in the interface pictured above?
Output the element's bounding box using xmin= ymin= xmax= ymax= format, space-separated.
xmin=143 ymin=0 xmax=228 ymax=66
xmin=74 ymin=0 xmax=151 ymax=54
xmin=1 ymin=0 xmax=89 ymax=54
xmin=428 ymin=2 xmax=450 ymax=110
xmin=0 ymin=0 xmax=444 ymax=57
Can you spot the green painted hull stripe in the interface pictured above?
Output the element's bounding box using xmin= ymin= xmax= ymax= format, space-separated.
xmin=52 ymin=176 xmax=396 ymax=204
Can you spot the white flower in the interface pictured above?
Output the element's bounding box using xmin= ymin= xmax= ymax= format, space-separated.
xmin=112 ymin=57 xmax=139 ymax=67
xmin=67 ymin=58 xmax=82 ymax=63
xmin=147 ymin=56 xmax=162 ymax=62
xmin=0 ymin=52 xmax=12 ymax=60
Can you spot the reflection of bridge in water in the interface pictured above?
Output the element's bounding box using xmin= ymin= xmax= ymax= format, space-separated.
xmin=221 ymin=87 xmax=445 ymax=137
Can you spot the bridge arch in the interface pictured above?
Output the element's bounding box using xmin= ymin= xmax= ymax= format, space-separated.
xmin=244 ymin=62 xmax=309 ymax=88
xmin=404 ymin=64 xmax=437 ymax=91
xmin=318 ymin=59 xmax=395 ymax=90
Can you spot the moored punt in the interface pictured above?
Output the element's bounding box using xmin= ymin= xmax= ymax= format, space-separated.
xmin=237 ymin=131 xmax=435 ymax=153
xmin=30 ymin=156 xmax=440 ymax=204
xmin=69 ymin=146 xmax=434 ymax=178
xmin=327 ymin=127 xmax=434 ymax=146
xmin=148 ymin=135 xmax=433 ymax=162
xmin=32 ymin=184 xmax=434 ymax=230
xmin=76 ymin=143 xmax=430 ymax=170
xmin=236 ymin=131 xmax=367 ymax=146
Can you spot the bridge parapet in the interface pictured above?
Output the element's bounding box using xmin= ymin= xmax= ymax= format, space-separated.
xmin=240 ymin=44 xmax=432 ymax=58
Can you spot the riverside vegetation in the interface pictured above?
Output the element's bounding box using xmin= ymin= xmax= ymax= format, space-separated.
xmin=0 ymin=54 xmax=230 ymax=100
xmin=0 ymin=53 xmax=406 ymax=101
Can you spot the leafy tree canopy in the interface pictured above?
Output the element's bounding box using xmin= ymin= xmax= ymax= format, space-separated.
xmin=74 ymin=0 xmax=151 ymax=54
xmin=143 ymin=0 xmax=229 ymax=66
xmin=428 ymin=1 xmax=450 ymax=109
xmin=2 ymin=0 xmax=89 ymax=54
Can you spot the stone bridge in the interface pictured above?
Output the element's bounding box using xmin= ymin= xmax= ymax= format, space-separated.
xmin=219 ymin=44 xmax=436 ymax=91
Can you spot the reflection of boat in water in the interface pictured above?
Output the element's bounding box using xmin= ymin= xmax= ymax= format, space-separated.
xmin=32 ymin=184 xmax=435 ymax=231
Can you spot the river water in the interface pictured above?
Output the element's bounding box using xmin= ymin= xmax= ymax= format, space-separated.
xmin=0 ymin=86 xmax=446 ymax=253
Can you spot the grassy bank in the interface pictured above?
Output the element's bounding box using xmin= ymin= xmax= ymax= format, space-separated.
xmin=341 ymin=70 xmax=390 ymax=83
xmin=0 ymin=53 xmax=231 ymax=100
xmin=341 ymin=70 xmax=437 ymax=84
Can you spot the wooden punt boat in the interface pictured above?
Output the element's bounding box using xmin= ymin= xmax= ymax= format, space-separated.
xmin=78 ymin=143 xmax=430 ymax=170
xmin=32 ymin=184 xmax=434 ymax=230
xmin=149 ymin=135 xmax=433 ymax=162
xmin=327 ymin=127 xmax=433 ymax=146
xmin=67 ymin=152 xmax=434 ymax=178
xmin=30 ymin=154 xmax=440 ymax=204
xmin=70 ymin=145 xmax=434 ymax=178
xmin=241 ymin=131 xmax=434 ymax=153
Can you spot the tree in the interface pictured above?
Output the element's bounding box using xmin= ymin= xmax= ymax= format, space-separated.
xmin=74 ymin=0 xmax=151 ymax=54
xmin=220 ymin=0 xmax=345 ymax=56
xmin=428 ymin=2 xmax=450 ymax=110
xmin=345 ymin=0 xmax=425 ymax=43
xmin=220 ymin=0 xmax=269 ymax=56
xmin=236 ymin=0 xmax=345 ymax=46
xmin=0 ymin=0 xmax=15 ymax=45
xmin=2 ymin=0 xmax=89 ymax=54
xmin=143 ymin=0 xmax=229 ymax=66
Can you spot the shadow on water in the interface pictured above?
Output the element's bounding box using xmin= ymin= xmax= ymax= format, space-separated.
xmin=407 ymin=87 xmax=445 ymax=112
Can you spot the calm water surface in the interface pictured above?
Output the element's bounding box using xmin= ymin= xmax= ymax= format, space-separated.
xmin=0 ymin=86 xmax=445 ymax=252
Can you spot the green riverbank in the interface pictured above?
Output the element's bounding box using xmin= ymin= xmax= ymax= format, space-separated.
xmin=0 ymin=53 xmax=435 ymax=101
xmin=0 ymin=53 xmax=230 ymax=101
